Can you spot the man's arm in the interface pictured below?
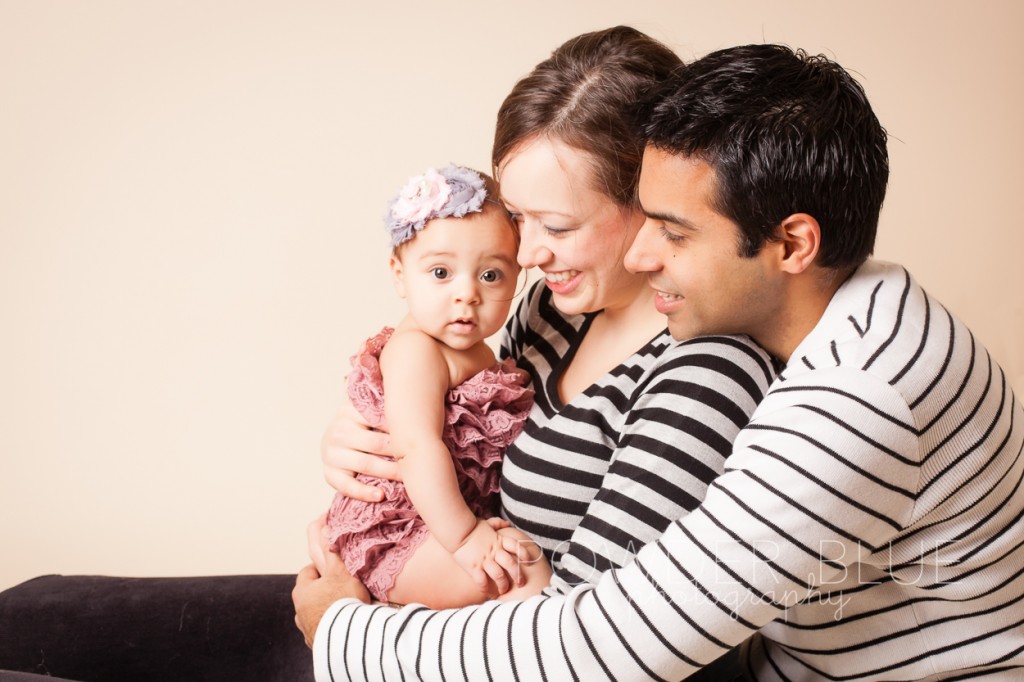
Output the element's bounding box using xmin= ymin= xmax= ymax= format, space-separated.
xmin=305 ymin=369 xmax=919 ymax=681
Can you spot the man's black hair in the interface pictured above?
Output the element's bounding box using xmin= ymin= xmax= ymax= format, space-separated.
xmin=644 ymin=44 xmax=889 ymax=270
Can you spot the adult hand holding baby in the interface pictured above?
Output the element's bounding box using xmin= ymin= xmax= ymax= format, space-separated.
xmin=320 ymin=399 xmax=397 ymax=503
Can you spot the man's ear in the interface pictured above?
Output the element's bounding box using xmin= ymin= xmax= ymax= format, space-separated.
xmin=777 ymin=213 xmax=821 ymax=275
xmin=389 ymin=256 xmax=407 ymax=299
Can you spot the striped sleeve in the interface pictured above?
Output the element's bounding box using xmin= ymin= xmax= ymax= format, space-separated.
xmin=312 ymin=369 xmax=923 ymax=681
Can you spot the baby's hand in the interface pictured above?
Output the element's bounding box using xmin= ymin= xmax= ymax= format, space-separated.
xmin=452 ymin=519 xmax=522 ymax=595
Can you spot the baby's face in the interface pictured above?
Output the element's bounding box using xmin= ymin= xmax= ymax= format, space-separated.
xmin=391 ymin=210 xmax=520 ymax=350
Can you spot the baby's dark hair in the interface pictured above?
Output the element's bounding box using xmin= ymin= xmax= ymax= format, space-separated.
xmin=387 ymin=165 xmax=518 ymax=257
xmin=482 ymin=172 xmax=521 ymax=248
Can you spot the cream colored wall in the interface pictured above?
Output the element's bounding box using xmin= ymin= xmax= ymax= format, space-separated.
xmin=2 ymin=1 xmax=1021 ymax=590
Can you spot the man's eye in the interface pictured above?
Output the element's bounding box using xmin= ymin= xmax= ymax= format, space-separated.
xmin=432 ymin=267 xmax=450 ymax=279
xmin=659 ymin=226 xmax=686 ymax=244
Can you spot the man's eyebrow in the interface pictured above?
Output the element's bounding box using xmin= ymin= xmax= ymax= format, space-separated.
xmin=644 ymin=210 xmax=699 ymax=230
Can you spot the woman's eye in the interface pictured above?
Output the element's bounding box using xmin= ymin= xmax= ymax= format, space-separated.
xmin=432 ymin=267 xmax=450 ymax=279
xmin=507 ymin=211 xmax=523 ymax=223
xmin=544 ymin=225 xmax=571 ymax=237
xmin=480 ymin=269 xmax=503 ymax=283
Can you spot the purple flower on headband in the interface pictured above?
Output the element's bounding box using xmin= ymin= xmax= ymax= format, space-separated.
xmin=385 ymin=164 xmax=488 ymax=247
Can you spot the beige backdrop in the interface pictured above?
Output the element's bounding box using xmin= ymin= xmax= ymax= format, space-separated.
xmin=2 ymin=1 xmax=1022 ymax=590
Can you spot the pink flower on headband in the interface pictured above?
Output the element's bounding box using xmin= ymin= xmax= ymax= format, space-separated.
xmin=391 ymin=168 xmax=452 ymax=227
xmin=384 ymin=164 xmax=489 ymax=247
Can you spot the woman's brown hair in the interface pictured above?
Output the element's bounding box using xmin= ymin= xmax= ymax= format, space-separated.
xmin=492 ymin=26 xmax=682 ymax=207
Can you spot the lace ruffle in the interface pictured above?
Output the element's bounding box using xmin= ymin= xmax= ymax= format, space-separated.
xmin=325 ymin=327 xmax=533 ymax=601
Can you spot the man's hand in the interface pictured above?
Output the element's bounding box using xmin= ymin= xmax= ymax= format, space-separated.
xmin=292 ymin=548 xmax=371 ymax=648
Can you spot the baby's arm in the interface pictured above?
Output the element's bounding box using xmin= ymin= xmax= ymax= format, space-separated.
xmin=380 ymin=331 xmax=521 ymax=593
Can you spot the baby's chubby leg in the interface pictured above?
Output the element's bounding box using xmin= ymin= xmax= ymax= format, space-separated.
xmin=387 ymin=534 xmax=493 ymax=609
xmin=387 ymin=523 xmax=550 ymax=609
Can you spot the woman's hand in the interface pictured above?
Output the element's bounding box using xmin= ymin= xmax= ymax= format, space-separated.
xmin=306 ymin=513 xmax=329 ymax=575
xmin=322 ymin=398 xmax=399 ymax=502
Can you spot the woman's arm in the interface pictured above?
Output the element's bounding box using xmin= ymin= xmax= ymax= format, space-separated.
xmin=307 ymin=369 xmax=923 ymax=681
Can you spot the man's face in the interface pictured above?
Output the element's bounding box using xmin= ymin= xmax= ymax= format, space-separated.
xmin=624 ymin=147 xmax=782 ymax=343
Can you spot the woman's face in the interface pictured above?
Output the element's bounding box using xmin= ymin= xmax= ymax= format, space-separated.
xmin=497 ymin=136 xmax=647 ymax=317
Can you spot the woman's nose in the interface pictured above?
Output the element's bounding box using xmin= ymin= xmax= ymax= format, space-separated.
xmin=516 ymin=219 xmax=553 ymax=269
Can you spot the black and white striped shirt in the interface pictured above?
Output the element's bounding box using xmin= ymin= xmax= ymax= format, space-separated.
xmin=314 ymin=261 xmax=1024 ymax=681
xmin=498 ymin=282 xmax=776 ymax=593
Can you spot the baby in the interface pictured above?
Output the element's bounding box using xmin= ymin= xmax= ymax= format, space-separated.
xmin=317 ymin=165 xmax=550 ymax=608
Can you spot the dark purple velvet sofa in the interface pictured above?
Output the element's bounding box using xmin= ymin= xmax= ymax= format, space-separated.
xmin=0 ymin=574 xmax=312 ymax=681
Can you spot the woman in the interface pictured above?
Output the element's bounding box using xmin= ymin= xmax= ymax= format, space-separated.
xmin=317 ymin=26 xmax=776 ymax=603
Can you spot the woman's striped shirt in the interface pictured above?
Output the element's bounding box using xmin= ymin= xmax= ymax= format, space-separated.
xmin=314 ymin=260 xmax=1024 ymax=681
xmin=498 ymin=281 xmax=777 ymax=594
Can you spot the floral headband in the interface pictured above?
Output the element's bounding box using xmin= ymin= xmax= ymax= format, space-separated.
xmin=385 ymin=164 xmax=489 ymax=247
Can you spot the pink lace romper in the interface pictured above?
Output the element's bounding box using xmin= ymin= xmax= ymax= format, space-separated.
xmin=324 ymin=327 xmax=534 ymax=602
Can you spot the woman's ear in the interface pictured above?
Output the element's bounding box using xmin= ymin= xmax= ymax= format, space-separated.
xmin=389 ymin=256 xmax=408 ymax=299
xmin=777 ymin=213 xmax=821 ymax=275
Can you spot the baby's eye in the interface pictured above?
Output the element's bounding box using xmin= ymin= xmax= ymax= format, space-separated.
xmin=480 ymin=269 xmax=503 ymax=283
xmin=432 ymin=267 xmax=450 ymax=279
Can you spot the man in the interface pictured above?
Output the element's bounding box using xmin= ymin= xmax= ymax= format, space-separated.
xmin=294 ymin=44 xmax=1024 ymax=681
